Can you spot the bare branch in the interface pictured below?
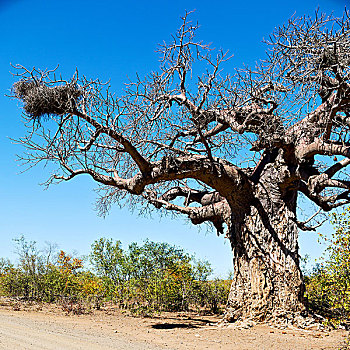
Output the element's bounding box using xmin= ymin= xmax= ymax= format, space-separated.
xmin=11 ymin=9 xmax=350 ymax=222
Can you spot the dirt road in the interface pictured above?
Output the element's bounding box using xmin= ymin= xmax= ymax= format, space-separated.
xmin=0 ymin=304 xmax=347 ymax=350
xmin=0 ymin=310 xmax=167 ymax=350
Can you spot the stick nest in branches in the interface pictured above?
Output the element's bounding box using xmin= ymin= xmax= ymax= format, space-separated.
xmin=13 ymin=80 xmax=82 ymax=119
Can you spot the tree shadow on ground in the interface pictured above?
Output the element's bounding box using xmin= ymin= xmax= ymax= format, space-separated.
xmin=151 ymin=322 xmax=199 ymax=329
xmin=151 ymin=316 xmax=217 ymax=330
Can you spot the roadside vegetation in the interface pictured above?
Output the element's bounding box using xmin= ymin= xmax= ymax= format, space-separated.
xmin=0 ymin=237 xmax=230 ymax=316
xmin=1 ymin=207 xmax=350 ymax=329
xmin=304 ymin=208 xmax=350 ymax=329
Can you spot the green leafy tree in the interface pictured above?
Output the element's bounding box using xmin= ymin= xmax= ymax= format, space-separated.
xmin=89 ymin=238 xmax=228 ymax=313
xmin=0 ymin=236 xmax=230 ymax=314
xmin=90 ymin=238 xmax=126 ymax=282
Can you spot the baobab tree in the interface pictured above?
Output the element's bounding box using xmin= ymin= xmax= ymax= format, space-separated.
xmin=12 ymin=10 xmax=350 ymax=324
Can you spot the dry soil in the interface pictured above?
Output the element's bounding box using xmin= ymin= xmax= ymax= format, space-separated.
xmin=0 ymin=300 xmax=348 ymax=350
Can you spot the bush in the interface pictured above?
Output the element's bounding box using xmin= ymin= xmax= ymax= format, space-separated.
xmin=0 ymin=236 xmax=231 ymax=316
xmin=0 ymin=237 xmax=95 ymax=304
xmin=192 ymin=279 xmax=231 ymax=313
xmin=305 ymin=207 xmax=350 ymax=327
xmin=90 ymin=238 xmax=224 ymax=314
xmin=89 ymin=238 xmax=231 ymax=314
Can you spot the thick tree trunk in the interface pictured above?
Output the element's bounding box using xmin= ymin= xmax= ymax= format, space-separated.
xmin=225 ymin=204 xmax=305 ymax=322
xmin=225 ymin=159 xmax=306 ymax=323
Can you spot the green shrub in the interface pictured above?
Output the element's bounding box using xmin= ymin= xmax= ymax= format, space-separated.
xmin=305 ymin=207 xmax=350 ymax=327
xmin=90 ymin=238 xmax=230 ymax=314
xmin=0 ymin=236 xmax=231 ymax=315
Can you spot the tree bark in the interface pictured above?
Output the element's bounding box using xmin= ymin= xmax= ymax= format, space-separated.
xmin=225 ymin=205 xmax=305 ymax=322
xmin=225 ymin=158 xmax=306 ymax=322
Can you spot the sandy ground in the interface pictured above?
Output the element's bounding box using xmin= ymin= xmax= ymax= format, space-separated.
xmin=0 ymin=301 xmax=348 ymax=350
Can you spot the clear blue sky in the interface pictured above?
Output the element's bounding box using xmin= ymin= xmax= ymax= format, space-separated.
xmin=0 ymin=0 xmax=347 ymax=276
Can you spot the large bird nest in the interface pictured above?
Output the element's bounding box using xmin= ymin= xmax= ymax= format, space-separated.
xmin=13 ymin=80 xmax=82 ymax=119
